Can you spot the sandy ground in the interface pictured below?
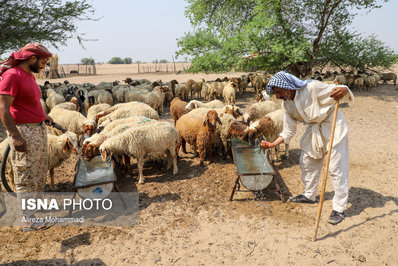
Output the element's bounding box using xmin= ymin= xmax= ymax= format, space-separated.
xmin=1 ymin=64 xmax=398 ymax=265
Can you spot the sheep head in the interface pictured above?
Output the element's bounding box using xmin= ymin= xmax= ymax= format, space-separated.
xmin=255 ymin=93 xmax=266 ymax=102
xmin=123 ymin=78 xmax=133 ymax=84
xmin=228 ymin=121 xmax=250 ymax=143
xmin=82 ymin=143 xmax=100 ymax=161
xmin=88 ymin=95 xmax=95 ymax=107
xmin=68 ymin=97 xmax=80 ymax=111
xmin=228 ymin=121 xmax=258 ymax=145
xmin=82 ymin=123 xmax=95 ymax=137
xmin=241 ymin=113 xmax=251 ymax=125
xmin=62 ymin=134 xmax=79 ymax=154
xmin=230 ymin=82 xmax=238 ymax=90
xmin=152 ymin=80 xmax=162 ymax=87
xmin=203 ymin=110 xmax=222 ymax=128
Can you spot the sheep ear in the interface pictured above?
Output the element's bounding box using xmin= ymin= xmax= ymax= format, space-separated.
xmin=203 ymin=119 xmax=207 ymax=127
xmin=101 ymin=149 xmax=108 ymax=161
xmin=63 ymin=139 xmax=70 ymax=153
xmin=217 ymin=117 xmax=222 ymax=125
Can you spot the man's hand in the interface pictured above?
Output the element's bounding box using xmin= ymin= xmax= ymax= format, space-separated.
xmin=260 ymin=140 xmax=275 ymax=149
xmin=12 ymin=135 xmax=27 ymax=152
xmin=330 ymin=86 xmax=348 ymax=101
xmin=44 ymin=115 xmax=53 ymax=126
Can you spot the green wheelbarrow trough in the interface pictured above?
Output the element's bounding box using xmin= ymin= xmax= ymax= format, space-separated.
xmin=229 ymin=138 xmax=285 ymax=201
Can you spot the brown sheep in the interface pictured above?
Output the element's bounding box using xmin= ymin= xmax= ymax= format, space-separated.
xmin=176 ymin=110 xmax=222 ymax=166
xmin=170 ymin=97 xmax=190 ymax=125
xmin=380 ymin=72 xmax=397 ymax=85
xmin=187 ymin=79 xmax=205 ymax=99
xmin=227 ymin=121 xmax=259 ymax=145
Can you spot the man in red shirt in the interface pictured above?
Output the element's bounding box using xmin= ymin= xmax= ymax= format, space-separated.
xmin=0 ymin=43 xmax=54 ymax=231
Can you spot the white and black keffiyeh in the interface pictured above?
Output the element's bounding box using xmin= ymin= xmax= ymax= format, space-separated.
xmin=265 ymin=71 xmax=312 ymax=95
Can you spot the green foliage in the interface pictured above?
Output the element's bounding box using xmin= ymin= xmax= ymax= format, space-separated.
xmin=159 ymin=59 xmax=168 ymax=63
xmin=80 ymin=57 xmax=95 ymax=65
xmin=178 ymin=0 xmax=397 ymax=75
xmin=320 ymin=33 xmax=398 ymax=71
xmin=0 ymin=0 xmax=96 ymax=55
xmin=108 ymin=57 xmax=124 ymax=64
xmin=124 ymin=57 xmax=132 ymax=64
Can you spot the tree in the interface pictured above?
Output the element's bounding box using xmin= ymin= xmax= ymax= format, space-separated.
xmin=124 ymin=57 xmax=132 ymax=64
xmin=159 ymin=59 xmax=168 ymax=63
xmin=177 ymin=0 xmax=397 ymax=75
xmin=108 ymin=57 xmax=124 ymax=64
xmin=0 ymin=0 xmax=96 ymax=56
xmin=81 ymin=57 xmax=95 ymax=65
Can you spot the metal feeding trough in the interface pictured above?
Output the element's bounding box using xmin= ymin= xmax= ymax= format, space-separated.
xmin=229 ymin=138 xmax=284 ymax=201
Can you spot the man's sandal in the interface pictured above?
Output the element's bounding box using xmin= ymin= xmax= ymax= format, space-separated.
xmin=23 ymin=220 xmax=55 ymax=232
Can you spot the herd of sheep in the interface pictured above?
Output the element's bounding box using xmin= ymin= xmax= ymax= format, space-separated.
xmin=310 ymin=71 xmax=397 ymax=91
xmin=0 ymin=69 xmax=396 ymax=189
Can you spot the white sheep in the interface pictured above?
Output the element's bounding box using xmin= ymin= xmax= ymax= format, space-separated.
xmin=99 ymin=121 xmax=179 ymax=184
xmin=97 ymin=102 xmax=159 ymax=127
xmin=52 ymin=102 xmax=79 ymax=111
xmin=208 ymin=81 xmax=229 ymax=100
xmin=45 ymin=89 xmax=65 ymax=111
xmin=86 ymin=103 xmax=111 ymax=122
xmin=0 ymin=132 xmax=79 ymax=190
xmin=48 ymin=108 xmax=96 ymax=137
xmin=259 ymin=109 xmax=289 ymax=161
xmin=47 ymin=132 xmax=79 ymax=188
xmin=248 ymin=100 xmax=279 ymax=121
xmin=185 ymin=99 xmax=225 ymax=110
xmin=222 ymin=82 xmax=237 ymax=106
xmin=82 ymin=116 xmax=156 ymax=158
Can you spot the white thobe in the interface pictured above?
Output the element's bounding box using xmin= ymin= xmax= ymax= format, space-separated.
xmin=279 ymin=81 xmax=354 ymax=212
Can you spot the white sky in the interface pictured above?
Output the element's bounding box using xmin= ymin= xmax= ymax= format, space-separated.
xmin=50 ymin=0 xmax=398 ymax=64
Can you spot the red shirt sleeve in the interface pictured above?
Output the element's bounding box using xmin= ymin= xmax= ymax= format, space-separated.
xmin=0 ymin=71 xmax=19 ymax=97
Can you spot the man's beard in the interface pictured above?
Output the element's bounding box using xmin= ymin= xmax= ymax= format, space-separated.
xmin=29 ymin=60 xmax=40 ymax=73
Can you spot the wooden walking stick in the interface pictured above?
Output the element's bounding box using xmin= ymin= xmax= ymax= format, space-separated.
xmin=313 ymin=100 xmax=340 ymax=242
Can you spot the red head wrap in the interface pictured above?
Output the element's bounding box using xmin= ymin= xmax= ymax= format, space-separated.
xmin=0 ymin=43 xmax=52 ymax=76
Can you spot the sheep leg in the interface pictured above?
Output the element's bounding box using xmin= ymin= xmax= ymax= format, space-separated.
xmin=192 ymin=143 xmax=199 ymax=157
xmin=206 ymin=143 xmax=213 ymax=163
xmin=275 ymin=145 xmax=281 ymax=161
xmin=284 ymin=143 xmax=290 ymax=159
xmin=222 ymin=141 xmax=231 ymax=160
xmin=137 ymin=158 xmax=145 ymax=184
xmin=168 ymin=148 xmax=178 ymax=175
xmin=198 ymin=141 xmax=205 ymax=166
xmin=165 ymin=150 xmax=172 ymax=170
xmin=181 ymin=137 xmax=187 ymax=154
xmin=50 ymin=168 xmax=55 ymax=189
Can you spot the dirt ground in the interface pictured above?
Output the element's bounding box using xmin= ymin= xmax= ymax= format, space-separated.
xmin=1 ymin=64 xmax=398 ymax=265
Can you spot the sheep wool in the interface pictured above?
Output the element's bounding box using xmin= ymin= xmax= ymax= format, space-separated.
xmin=99 ymin=121 xmax=178 ymax=184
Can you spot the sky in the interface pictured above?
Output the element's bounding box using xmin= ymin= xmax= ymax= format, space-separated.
xmin=50 ymin=0 xmax=398 ymax=64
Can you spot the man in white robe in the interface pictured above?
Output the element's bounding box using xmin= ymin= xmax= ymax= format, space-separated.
xmin=260 ymin=71 xmax=354 ymax=225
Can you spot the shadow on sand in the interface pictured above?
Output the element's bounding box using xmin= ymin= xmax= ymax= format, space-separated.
xmin=318 ymin=187 xmax=398 ymax=241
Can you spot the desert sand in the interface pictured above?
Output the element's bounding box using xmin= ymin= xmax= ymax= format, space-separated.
xmin=1 ymin=64 xmax=397 ymax=265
